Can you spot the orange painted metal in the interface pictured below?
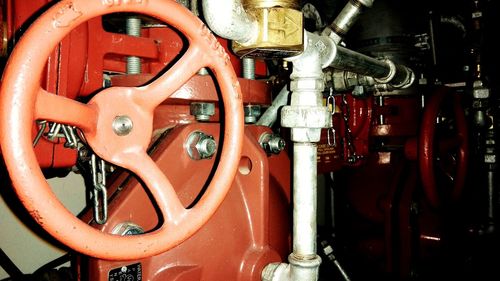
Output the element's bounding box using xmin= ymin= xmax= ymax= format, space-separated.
xmin=3 ymin=0 xmax=82 ymax=168
xmin=111 ymin=74 xmax=272 ymax=105
xmin=81 ymin=124 xmax=291 ymax=280
xmin=0 ymin=0 xmax=244 ymax=260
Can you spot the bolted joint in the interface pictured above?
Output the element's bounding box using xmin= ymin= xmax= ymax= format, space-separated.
xmin=190 ymin=102 xmax=216 ymax=122
xmin=244 ymin=105 xmax=262 ymax=123
xmin=259 ymin=133 xmax=286 ymax=154
xmin=185 ymin=131 xmax=217 ymax=160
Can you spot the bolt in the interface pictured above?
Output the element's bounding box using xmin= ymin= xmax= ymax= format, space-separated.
xmin=244 ymin=105 xmax=261 ymax=124
xmin=190 ymin=102 xmax=215 ymax=122
xmin=259 ymin=133 xmax=286 ymax=154
xmin=196 ymin=137 xmax=217 ymax=157
xmin=112 ymin=115 xmax=133 ymax=136
xmin=185 ymin=131 xmax=217 ymax=160
xmin=78 ymin=146 xmax=91 ymax=162
xmin=126 ymin=17 xmax=142 ymax=74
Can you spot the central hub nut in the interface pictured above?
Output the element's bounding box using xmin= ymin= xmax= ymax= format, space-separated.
xmin=112 ymin=115 xmax=134 ymax=136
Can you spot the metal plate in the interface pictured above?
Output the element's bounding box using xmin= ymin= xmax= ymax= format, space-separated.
xmin=108 ymin=263 xmax=142 ymax=281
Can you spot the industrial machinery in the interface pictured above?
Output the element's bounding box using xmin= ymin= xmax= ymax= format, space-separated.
xmin=0 ymin=0 xmax=498 ymax=280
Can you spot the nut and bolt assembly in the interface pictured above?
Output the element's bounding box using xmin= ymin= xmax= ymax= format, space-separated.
xmin=185 ymin=131 xmax=217 ymax=160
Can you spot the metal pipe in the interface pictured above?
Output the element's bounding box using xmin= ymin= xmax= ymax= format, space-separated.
xmin=293 ymin=143 xmax=318 ymax=256
xmin=332 ymin=45 xmax=390 ymax=78
xmin=264 ymin=29 xmax=327 ymax=281
xmin=202 ymin=0 xmax=258 ymax=44
xmin=331 ymin=45 xmax=414 ymax=88
xmin=256 ymin=86 xmax=289 ymax=127
xmin=487 ymin=168 xmax=495 ymax=226
xmin=322 ymin=0 xmax=374 ymax=43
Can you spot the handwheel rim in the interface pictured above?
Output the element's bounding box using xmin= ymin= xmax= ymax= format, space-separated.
xmin=419 ymin=86 xmax=468 ymax=209
xmin=0 ymin=0 xmax=244 ymax=260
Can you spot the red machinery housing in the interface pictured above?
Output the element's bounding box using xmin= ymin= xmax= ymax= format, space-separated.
xmin=0 ymin=0 xmax=499 ymax=280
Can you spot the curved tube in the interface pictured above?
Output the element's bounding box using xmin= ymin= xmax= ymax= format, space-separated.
xmin=202 ymin=0 xmax=258 ymax=44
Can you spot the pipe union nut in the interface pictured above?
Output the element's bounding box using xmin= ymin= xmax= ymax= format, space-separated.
xmin=281 ymin=106 xmax=331 ymax=129
xmin=290 ymin=78 xmax=325 ymax=92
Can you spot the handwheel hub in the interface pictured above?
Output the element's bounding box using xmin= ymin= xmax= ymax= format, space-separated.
xmin=112 ymin=115 xmax=133 ymax=136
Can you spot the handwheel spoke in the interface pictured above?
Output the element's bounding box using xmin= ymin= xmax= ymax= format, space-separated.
xmin=1 ymin=0 xmax=243 ymax=260
xmin=117 ymin=150 xmax=186 ymax=225
xmin=35 ymin=88 xmax=97 ymax=133
xmin=135 ymin=45 xmax=208 ymax=108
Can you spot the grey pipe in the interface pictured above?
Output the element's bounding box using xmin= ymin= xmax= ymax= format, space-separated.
xmin=322 ymin=0 xmax=374 ymax=43
xmin=332 ymin=45 xmax=390 ymax=78
xmin=202 ymin=0 xmax=258 ymax=44
xmin=293 ymin=143 xmax=318 ymax=256
xmin=263 ymin=29 xmax=327 ymax=281
xmin=256 ymin=86 xmax=289 ymax=127
xmin=331 ymin=45 xmax=414 ymax=88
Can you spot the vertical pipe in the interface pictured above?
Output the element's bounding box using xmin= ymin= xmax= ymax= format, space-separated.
xmin=293 ymin=143 xmax=318 ymax=257
xmin=487 ymin=169 xmax=495 ymax=225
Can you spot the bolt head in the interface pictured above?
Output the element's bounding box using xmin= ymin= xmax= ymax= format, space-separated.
xmin=112 ymin=115 xmax=133 ymax=136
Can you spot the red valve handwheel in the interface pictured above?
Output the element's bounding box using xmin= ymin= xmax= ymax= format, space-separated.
xmin=419 ymin=86 xmax=468 ymax=209
xmin=0 ymin=0 xmax=244 ymax=260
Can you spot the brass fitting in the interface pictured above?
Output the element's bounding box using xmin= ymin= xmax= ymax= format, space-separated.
xmin=232 ymin=0 xmax=303 ymax=58
xmin=242 ymin=0 xmax=299 ymax=9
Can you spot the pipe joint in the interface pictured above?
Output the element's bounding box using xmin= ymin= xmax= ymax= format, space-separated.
xmin=374 ymin=59 xmax=396 ymax=84
xmin=287 ymin=32 xmax=336 ymax=70
xmin=202 ymin=0 xmax=259 ymax=44
xmin=262 ymin=262 xmax=290 ymax=281
xmin=289 ymin=254 xmax=322 ymax=281
xmin=374 ymin=59 xmax=415 ymax=89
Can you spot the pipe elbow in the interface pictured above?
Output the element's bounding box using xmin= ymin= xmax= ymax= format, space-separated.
xmin=202 ymin=0 xmax=258 ymax=44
